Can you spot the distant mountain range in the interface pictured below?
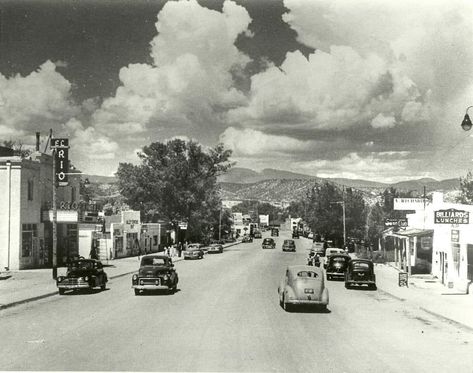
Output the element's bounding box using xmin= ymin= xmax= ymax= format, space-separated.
xmin=83 ymin=168 xmax=461 ymax=205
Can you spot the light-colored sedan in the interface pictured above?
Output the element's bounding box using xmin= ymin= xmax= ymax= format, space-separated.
xmin=207 ymin=243 xmax=223 ymax=254
xmin=184 ymin=244 xmax=204 ymax=260
xmin=278 ymin=265 xmax=329 ymax=312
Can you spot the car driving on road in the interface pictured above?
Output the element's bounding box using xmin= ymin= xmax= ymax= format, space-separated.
xmin=132 ymin=254 xmax=178 ymax=295
xmin=262 ymin=237 xmax=276 ymax=249
xmin=325 ymin=254 xmax=351 ymax=280
xmin=207 ymin=243 xmax=223 ymax=254
xmin=345 ymin=259 xmax=376 ymax=290
xmin=184 ymin=243 xmax=205 ymax=259
xmin=278 ymin=265 xmax=329 ymax=312
xmin=57 ymin=258 xmax=108 ymax=295
xmin=282 ymin=239 xmax=296 ymax=252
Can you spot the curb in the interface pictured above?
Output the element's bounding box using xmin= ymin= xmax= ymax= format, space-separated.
xmin=419 ymin=306 xmax=473 ymax=333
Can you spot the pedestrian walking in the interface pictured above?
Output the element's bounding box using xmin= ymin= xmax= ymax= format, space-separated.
xmin=89 ymin=246 xmax=98 ymax=260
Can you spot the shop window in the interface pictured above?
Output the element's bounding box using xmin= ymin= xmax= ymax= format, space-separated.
xmin=21 ymin=224 xmax=37 ymax=257
xmin=153 ymin=235 xmax=158 ymax=246
xmin=27 ymin=180 xmax=34 ymax=201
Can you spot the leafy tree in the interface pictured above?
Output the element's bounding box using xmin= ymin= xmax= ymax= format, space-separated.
xmin=2 ymin=140 xmax=32 ymax=158
xmin=458 ymin=171 xmax=473 ymax=204
xmin=116 ymin=139 xmax=233 ymax=242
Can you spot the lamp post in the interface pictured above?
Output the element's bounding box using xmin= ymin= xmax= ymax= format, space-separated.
xmin=461 ymin=106 xmax=473 ymax=131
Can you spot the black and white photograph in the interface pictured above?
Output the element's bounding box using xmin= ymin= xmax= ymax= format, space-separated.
xmin=1 ymin=0 xmax=473 ymax=371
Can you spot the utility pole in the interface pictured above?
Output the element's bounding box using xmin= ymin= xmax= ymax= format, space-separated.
xmin=330 ymin=197 xmax=346 ymax=246
xmin=218 ymin=205 xmax=222 ymax=241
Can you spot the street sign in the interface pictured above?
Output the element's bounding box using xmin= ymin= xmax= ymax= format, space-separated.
xmin=52 ymin=138 xmax=69 ymax=186
xmin=384 ymin=218 xmax=408 ymax=227
xmin=434 ymin=209 xmax=469 ymax=224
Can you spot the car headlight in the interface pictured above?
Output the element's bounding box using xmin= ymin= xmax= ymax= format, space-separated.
xmin=132 ymin=274 xmax=138 ymax=281
xmin=77 ymin=277 xmax=83 ymax=282
xmin=57 ymin=277 xmax=63 ymax=283
xmin=84 ymin=276 xmax=89 ymax=282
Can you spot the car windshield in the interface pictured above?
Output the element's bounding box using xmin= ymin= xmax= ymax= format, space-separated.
xmin=332 ymin=257 xmax=348 ymax=263
xmin=352 ymin=262 xmax=370 ymax=270
xmin=284 ymin=240 xmax=294 ymax=245
xmin=141 ymin=257 xmax=167 ymax=266
xmin=69 ymin=261 xmax=94 ymax=270
xmin=296 ymin=271 xmax=318 ymax=278
xmin=263 ymin=239 xmax=273 ymax=244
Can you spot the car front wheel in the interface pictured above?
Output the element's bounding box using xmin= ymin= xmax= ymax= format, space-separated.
xmin=58 ymin=288 xmax=65 ymax=295
xmin=134 ymin=289 xmax=140 ymax=296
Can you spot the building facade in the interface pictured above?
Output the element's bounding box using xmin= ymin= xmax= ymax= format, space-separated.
xmin=0 ymin=152 xmax=81 ymax=270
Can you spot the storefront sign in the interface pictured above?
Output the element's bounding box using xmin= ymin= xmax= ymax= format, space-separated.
xmin=434 ymin=209 xmax=469 ymax=224
xmin=451 ymin=229 xmax=460 ymax=242
xmin=384 ymin=218 xmax=408 ymax=227
xmin=394 ymin=198 xmax=426 ymax=211
xmin=51 ymin=138 xmax=69 ymax=186
xmin=178 ymin=222 xmax=188 ymax=230
xmin=398 ymin=272 xmax=409 ymax=287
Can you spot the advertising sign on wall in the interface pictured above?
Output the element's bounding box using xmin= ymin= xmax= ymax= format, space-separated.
xmin=434 ymin=209 xmax=469 ymax=224
xmin=394 ymin=198 xmax=426 ymax=211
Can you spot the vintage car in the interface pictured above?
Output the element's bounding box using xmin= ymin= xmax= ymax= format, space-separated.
xmin=184 ymin=243 xmax=204 ymax=259
xmin=292 ymin=230 xmax=299 ymax=239
xmin=345 ymin=259 xmax=376 ymax=289
xmin=132 ymin=254 xmax=178 ymax=295
xmin=325 ymin=254 xmax=351 ymax=280
xmin=278 ymin=265 xmax=329 ymax=312
xmin=323 ymin=248 xmax=347 ymax=268
xmin=242 ymin=235 xmax=253 ymax=243
xmin=262 ymin=237 xmax=276 ymax=249
xmin=282 ymin=239 xmax=296 ymax=252
xmin=207 ymin=243 xmax=223 ymax=254
xmin=271 ymin=228 xmax=279 ymax=237
xmin=311 ymin=242 xmax=325 ymax=256
xmin=253 ymin=230 xmax=262 ymax=239
xmin=57 ymin=258 xmax=108 ymax=295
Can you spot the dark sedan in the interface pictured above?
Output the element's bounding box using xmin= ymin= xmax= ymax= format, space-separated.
xmin=325 ymin=254 xmax=351 ymax=280
xmin=57 ymin=258 xmax=108 ymax=295
xmin=282 ymin=239 xmax=296 ymax=252
xmin=345 ymin=259 xmax=377 ymax=290
xmin=262 ymin=238 xmax=276 ymax=249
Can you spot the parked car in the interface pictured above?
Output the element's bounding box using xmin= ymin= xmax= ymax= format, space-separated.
xmin=57 ymin=258 xmax=108 ymax=295
xmin=311 ymin=242 xmax=325 ymax=256
xmin=184 ymin=243 xmax=204 ymax=259
xmin=207 ymin=243 xmax=224 ymax=254
xmin=253 ymin=230 xmax=262 ymax=239
xmin=292 ymin=230 xmax=299 ymax=239
xmin=282 ymin=239 xmax=296 ymax=252
xmin=242 ymin=235 xmax=253 ymax=243
xmin=278 ymin=265 xmax=329 ymax=312
xmin=262 ymin=237 xmax=276 ymax=249
xmin=345 ymin=259 xmax=376 ymax=290
xmin=132 ymin=254 xmax=178 ymax=295
xmin=271 ymin=228 xmax=279 ymax=237
xmin=325 ymin=254 xmax=351 ymax=280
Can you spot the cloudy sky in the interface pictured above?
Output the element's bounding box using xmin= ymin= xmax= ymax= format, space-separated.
xmin=1 ymin=0 xmax=472 ymax=182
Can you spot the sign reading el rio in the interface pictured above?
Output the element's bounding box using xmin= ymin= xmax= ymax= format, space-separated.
xmin=434 ymin=209 xmax=469 ymax=224
xmin=51 ymin=138 xmax=69 ymax=186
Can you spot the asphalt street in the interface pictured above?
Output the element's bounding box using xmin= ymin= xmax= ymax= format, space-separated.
xmin=0 ymin=231 xmax=472 ymax=372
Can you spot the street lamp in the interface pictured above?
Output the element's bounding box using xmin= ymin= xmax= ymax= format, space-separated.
xmin=461 ymin=106 xmax=473 ymax=131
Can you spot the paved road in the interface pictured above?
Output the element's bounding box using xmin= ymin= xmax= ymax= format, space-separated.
xmin=0 ymin=232 xmax=472 ymax=372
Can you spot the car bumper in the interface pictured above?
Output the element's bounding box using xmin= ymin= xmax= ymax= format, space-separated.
xmin=286 ymin=299 xmax=328 ymax=306
xmin=346 ymin=280 xmax=376 ymax=286
xmin=57 ymin=284 xmax=90 ymax=290
xmin=282 ymin=248 xmax=296 ymax=251
xmin=184 ymin=254 xmax=201 ymax=259
xmin=133 ymin=284 xmax=171 ymax=290
xmin=326 ymin=272 xmax=345 ymax=279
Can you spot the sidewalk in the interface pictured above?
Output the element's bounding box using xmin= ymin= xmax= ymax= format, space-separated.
xmin=374 ymin=262 xmax=473 ymax=331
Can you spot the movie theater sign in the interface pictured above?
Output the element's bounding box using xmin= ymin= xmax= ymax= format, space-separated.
xmin=434 ymin=209 xmax=469 ymax=224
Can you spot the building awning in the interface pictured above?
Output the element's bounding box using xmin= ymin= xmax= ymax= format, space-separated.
xmin=42 ymin=210 xmax=78 ymax=223
xmin=396 ymin=228 xmax=433 ymax=237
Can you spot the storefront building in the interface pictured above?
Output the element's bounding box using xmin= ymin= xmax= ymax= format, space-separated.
xmin=384 ymin=192 xmax=473 ymax=290
xmin=0 ymin=152 xmax=81 ymax=270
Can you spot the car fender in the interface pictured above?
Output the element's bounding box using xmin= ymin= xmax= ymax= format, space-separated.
xmin=284 ymin=285 xmax=296 ymax=300
xmin=322 ymin=287 xmax=329 ymax=305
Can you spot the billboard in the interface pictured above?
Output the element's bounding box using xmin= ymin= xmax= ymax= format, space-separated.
xmin=259 ymin=214 xmax=269 ymax=225
xmin=434 ymin=209 xmax=469 ymax=224
xmin=393 ymin=198 xmax=425 ymax=211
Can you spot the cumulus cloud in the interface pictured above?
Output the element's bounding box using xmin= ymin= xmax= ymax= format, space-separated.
xmin=220 ymin=127 xmax=316 ymax=156
xmin=91 ymin=0 xmax=252 ymax=139
xmin=299 ymin=152 xmax=412 ymax=183
xmin=0 ymin=60 xmax=78 ymax=137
